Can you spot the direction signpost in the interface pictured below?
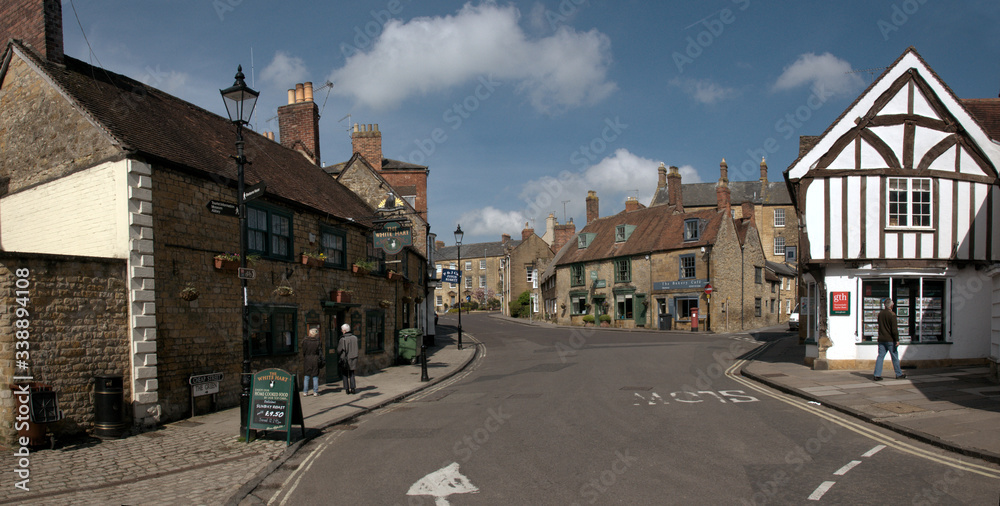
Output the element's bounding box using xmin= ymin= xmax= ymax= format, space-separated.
xmin=206 ymin=200 xmax=239 ymax=217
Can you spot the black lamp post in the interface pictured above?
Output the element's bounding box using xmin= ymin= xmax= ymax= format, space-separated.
xmin=454 ymin=224 xmax=464 ymax=350
xmin=220 ymin=65 xmax=258 ymax=436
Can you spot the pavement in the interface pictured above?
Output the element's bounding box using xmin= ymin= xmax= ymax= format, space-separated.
xmin=0 ymin=330 xmax=476 ymax=506
xmin=2 ymin=314 xmax=998 ymax=504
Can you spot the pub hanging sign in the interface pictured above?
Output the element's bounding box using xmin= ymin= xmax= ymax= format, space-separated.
xmin=374 ymin=220 xmax=413 ymax=255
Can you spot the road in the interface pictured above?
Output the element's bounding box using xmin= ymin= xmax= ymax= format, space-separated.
xmin=244 ymin=313 xmax=1000 ymax=505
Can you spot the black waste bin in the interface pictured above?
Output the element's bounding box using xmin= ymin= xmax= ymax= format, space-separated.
xmin=658 ymin=313 xmax=673 ymax=330
xmin=94 ymin=375 xmax=125 ymax=438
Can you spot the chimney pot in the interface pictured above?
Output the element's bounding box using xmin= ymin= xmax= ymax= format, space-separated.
xmin=657 ymin=162 xmax=667 ymax=189
xmin=295 ymin=83 xmax=305 ymax=103
xmin=304 ymin=82 xmax=314 ymax=102
xmin=667 ymin=165 xmax=683 ymax=211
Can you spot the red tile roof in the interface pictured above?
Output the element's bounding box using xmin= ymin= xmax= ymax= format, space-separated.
xmin=961 ymin=98 xmax=1000 ymax=141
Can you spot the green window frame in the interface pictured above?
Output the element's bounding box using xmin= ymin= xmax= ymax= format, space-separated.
xmin=570 ymin=292 xmax=588 ymax=315
xmin=320 ymin=225 xmax=347 ymax=269
xmin=614 ymin=258 xmax=631 ymax=283
xmin=570 ymin=264 xmax=585 ymax=287
xmin=616 ymin=293 xmax=633 ymax=320
xmin=755 ymin=266 xmax=763 ymax=284
xmin=248 ymin=305 xmax=297 ymax=356
xmin=365 ymin=309 xmax=385 ymax=353
xmin=247 ymin=204 xmax=293 ymax=261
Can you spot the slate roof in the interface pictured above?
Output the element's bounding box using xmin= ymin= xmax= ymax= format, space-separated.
xmin=325 ymin=157 xmax=427 ymax=175
xmin=434 ymin=240 xmax=520 ymax=262
xmin=556 ymin=205 xmax=726 ymax=266
xmin=8 ymin=42 xmax=377 ymax=226
xmin=650 ymin=180 xmax=792 ymax=208
xmin=765 ymin=260 xmax=797 ymax=277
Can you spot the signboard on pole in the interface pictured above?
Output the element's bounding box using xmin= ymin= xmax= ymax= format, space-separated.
xmin=246 ymin=368 xmax=304 ymax=445
xmin=441 ymin=268 xmax=461 ymax=284
xmin=206 ymin=200 xmax=239 ymax=217
xmin=243 ymin=181 xmax=266 ymax=202
xmin=374 ymin=220 xmax=413 ymax=255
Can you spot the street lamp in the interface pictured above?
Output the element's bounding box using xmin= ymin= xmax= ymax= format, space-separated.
xmin=454 ymin=224 xmax=464 ymax=350
xmin=220 ymin=65 xmax=258 ymax=436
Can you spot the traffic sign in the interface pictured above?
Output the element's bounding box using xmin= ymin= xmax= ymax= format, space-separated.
xmin=239 ymin=267 xmax=256 ymax=280
xmin=704 ymin=283 xmax=713 ymax=294
xmin=243 ymin=181 xmax=266 ymax=202
xmin=206 ymin=200 xmax=239 ymax=217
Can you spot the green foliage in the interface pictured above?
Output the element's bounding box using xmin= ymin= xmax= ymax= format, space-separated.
xmin=599 ymin=314 xmax=612 ymax=323
xmin=508 ymin=290 xmax=532 ymax=318
xmin=582 ymin=314 xmax=595 ymax=324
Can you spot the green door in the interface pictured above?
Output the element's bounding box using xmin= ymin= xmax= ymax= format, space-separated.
xmin=635 ymin=294 xmax=647 ymax=327
xmin=325 ymin=312 xmax=344 ymax=383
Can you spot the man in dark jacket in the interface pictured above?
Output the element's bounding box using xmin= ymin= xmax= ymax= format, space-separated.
xmin=338 ymin=324 xmax=359 ymax=394
xmin=302 ymin=327 xmax=323 ymax=396
xmin=874 ymin=297 xmax=906 ymax=381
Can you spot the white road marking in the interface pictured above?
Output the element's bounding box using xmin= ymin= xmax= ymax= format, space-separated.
xmin=407 ymin=462 xmax=480 ymax=505
xmin=808 ymin=481 xmax=836 ymax=500
xmin=833 ymin=460 xmax=862 ymax=476
xmin=862 ymin=445 xmax=886 ymax=457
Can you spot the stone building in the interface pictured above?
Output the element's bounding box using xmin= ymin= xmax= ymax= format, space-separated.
xmin=0 ymin=0 xmax=418 ymax=438
xmin=501 ymin=224 xmax=556 ymax=317
xmin=785 ymin=47 xmax=1000 ymax=371
xmin=433 ymin=236 xmax=514 ymax=311
xmin=550 ymin=183 xmax=768 ymax=331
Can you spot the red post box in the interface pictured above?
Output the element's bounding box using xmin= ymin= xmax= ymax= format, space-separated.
xmin=690 ymin=307 xmax=699 ymax=332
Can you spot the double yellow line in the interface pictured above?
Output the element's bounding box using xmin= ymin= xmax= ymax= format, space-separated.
xmin=726 ymin=341 xmax=1000 ymax=479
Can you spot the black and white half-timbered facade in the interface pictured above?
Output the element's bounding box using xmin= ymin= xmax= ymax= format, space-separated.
xmin=785 ymin=48 xmax=1000 ymax=371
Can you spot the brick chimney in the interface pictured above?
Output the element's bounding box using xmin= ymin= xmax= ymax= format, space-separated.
xmin=0 ymin=0 xmax=64 ymax=64
xmin=716 ymin=158 xmax=731 ymax=212
xmin=667 ymin=165 xmax=683 ymax=212
xmin=352 ymin=123 xmax=383 ymax=172
xmin=586 ymin=191 xmax=599 ymax=224
xmin=277 ymin=82 xmax=321 ymax=165
xmin=759 ymin=157 xmax=768 ymax=202
xmin=501 ymin=233 xmax=511 ymax=245
xmin=657 ymin=162 xmax=667 ymax=189
xmin=521 ymin=222 xmax=534 ymax=241
xmin=741 ymin=201 xmax=755 ymax=226
xmin=551 ymin=218 xmax=576 ymax=253
xmin=435 ymin=240 xmax=445 ymax=250
xmin=625 ymin=196 xmax=641 ymax=212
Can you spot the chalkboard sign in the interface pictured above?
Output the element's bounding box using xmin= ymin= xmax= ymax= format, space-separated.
xmin=246 ymin=368 xmax=304 ymax=445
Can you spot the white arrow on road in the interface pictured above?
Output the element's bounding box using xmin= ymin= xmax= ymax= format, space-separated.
xmin=406 ymin=462 xmax=479 ymax=505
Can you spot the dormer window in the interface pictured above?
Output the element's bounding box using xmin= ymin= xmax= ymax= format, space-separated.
xmin=683 ymin=219 xmax=700 ymax=241
xmin=577 ymin=233 xmax=596 ymax=249
xmin=615 ymin=224 xmax=636 ymax=243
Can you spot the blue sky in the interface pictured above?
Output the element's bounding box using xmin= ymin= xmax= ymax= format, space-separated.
xmin=62 ymin=0 xmax=1000 ymax=245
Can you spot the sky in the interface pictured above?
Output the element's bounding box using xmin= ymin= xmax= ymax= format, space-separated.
xmin=61 ymin=0 xmax=1000 ymax=245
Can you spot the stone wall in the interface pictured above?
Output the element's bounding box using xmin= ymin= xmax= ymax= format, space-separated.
xmin=0 ymin=253 xmax=129 ymax=445
xmin=152 ymin=166 xmax=399 ymax=422
xmin=0 ymin=53 xmax=121 ymax=194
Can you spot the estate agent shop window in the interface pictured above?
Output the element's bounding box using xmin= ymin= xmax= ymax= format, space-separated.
xmin=860 ymin=277 xmax=945 ymax=343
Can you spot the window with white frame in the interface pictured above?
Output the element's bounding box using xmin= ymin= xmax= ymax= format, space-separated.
xmin=774 ymin=236 xmax=785 ymax=256
xmin=479 ymin=275 xmax=486 ymax=288
xmin=888 ymin=177 xmax=932 ymax=228
xmin=531 ymin=294 xmax=538 ymax=313
xmin=436 ymin=295 xmax=443 ymax=306
xmin=479 ymin=259 xmax=486 ymax=270
xmin=465 ymin=276 xmax=472 ymax=289
xmin=465 ymin=261 xmax=472 ymax=270
xmin=774 ymin=208 xmax=786 ymax=227
xmin=450 ymin=262 xmax=456 ymax=270
xmin=532 ymin=268 xmax=538 ymax=288
xmin=526 ymin=266 xmax=534 ymax=285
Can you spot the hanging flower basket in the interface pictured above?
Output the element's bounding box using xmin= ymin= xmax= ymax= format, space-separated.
xmin=274 ymin=286 xmax=294 ymax=297
xmin=401 ymin=296 xmax=413 ymax=303
xmin=180 ymin=286 xmax=200 ymax=301
xmin=331 ymin=290 xmax=352 ymax=303
xmin=378 ymin=299 xmax=392 ymax=308
xmin=213 ymin=257 xmax=239 ymax=271
xmin=387 ymin=271 xmax=403 ymax=281
xmin=301 ymin=254 xmax=325 ymax=267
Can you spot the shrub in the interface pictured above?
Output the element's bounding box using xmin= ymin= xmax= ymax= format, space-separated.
xmin=599 ymin=314 xmax=612 ymax=323
xmin=582 ymin=314 xmax=595 ymax=324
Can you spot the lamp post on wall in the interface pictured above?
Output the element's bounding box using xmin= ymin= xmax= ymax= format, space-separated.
xmin=454 ymin=224 xmax=464 ymax=350
xmin=220 ymin=65 xmax=259 ymax=436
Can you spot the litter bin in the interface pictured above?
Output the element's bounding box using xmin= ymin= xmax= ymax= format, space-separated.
xmin=658 ymin=313 xmax=673 ymax=331
xmin=397 ymin=328 xmax=420 ymax=364
xmin=94 ymin=374 xmax=125 ymax=438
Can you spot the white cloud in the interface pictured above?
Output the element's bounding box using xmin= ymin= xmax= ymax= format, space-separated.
xmin=460 ymin=150 xmax=704 ymax=239
xmin=260 ymin=51 xmax=309 ymax=88
xmin=329 ymin=3 xmax=616 ymax=113
xmin=773 ymin=52 xmax=865 ymax=96
xmin=669 ymin=77 xmax=739 ymax=104
xmin=457 ymin=206 xmax=527 ymax=238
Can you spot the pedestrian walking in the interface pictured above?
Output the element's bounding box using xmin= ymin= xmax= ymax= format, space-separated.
xmin=874 ymin=297 xmax=906 ymax=381
xmin=338 ymin=323 xmax=359 ymax=394
xmin=302 ymin=327 xmax=323 ymax=396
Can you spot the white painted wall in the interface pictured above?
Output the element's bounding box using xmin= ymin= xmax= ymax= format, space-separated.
xmin=822 ymin=266 xmax=992 ymax=363
xmin=0 ymin=160 xmax=129 ymax=258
